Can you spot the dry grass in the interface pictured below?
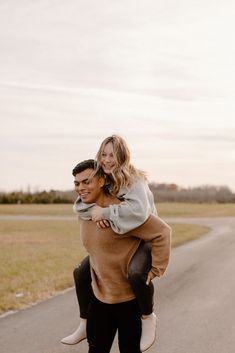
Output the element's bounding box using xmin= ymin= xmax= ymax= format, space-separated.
xmin=0 ymin=204 xmax=73 ymax=216
xmin=170 ymin=223 xmax=210 ymax=247
xmin=0 ymin=219 xmax=86 ymax=314
xmin=0 ymin=218 xmax=210 ymax=314
xmin=157 ymin=202 xmax=235 ymax=217
xmin=0 ymin=202 xmax=234 ymax=217
xmin=1 ymin=201 xmax=231 ymax=314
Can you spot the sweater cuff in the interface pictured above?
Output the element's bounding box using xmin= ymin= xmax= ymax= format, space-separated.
xmin=102 ymin=206 xmax=111 ymax=220
xmin=150 ymin=268 xmax=159 ymax=279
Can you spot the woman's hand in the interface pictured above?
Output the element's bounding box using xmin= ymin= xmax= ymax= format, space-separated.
xmin=91 ymin=206 xmax=110 ymax=229
xmin=146 ymin=271 xmax=155 ymax=286
xmin=96 ymin=220 xmax=110 ymax=229
xmin=91 ymin=205 xmax=103 ymax=222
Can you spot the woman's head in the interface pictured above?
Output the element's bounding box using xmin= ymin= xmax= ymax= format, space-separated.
xmin=96 ymin=135 xmax=146 ymax=195
xmin=96 ymin=135 xmax=131 ymax=175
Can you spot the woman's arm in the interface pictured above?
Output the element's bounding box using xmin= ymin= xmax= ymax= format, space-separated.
xmin=73 ymin=196 xmax=95 ymax=220
xmin=93 ymin=180 xmax=157 ymax=234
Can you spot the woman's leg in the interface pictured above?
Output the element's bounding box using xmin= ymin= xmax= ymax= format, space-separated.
xmin=87 ymin=296 xmax=117 ymax=353
xmin=61 ymin=256 xmax=92 ymax=345
xmin=128 ymin=241 xmax=154 ymax=315
xmin=73 ymin=255 xmax=92 ymax=319
xmin=128 ymin=241 xmax=157 ymax=352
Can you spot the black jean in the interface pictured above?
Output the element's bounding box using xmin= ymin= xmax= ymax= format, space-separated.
xmin=87 ymin=296 xmax=141 ymax=353
xmin=73 ymin=240 xmax=154 ymax=318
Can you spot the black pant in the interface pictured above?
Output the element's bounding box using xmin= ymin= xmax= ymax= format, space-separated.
xmin=87 ymin=296 xmax=141 ymax=353
xmin=73 ymin=241 xmax=154 ymax=318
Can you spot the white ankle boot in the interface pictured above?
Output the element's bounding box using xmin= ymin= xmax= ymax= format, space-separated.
xmin=61 ymin=319 xmax=87 ymax=345
xmin=140 ymin=313 xmax=157 ymax=352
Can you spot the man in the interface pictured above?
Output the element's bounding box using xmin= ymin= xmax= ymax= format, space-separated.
xmin=71 ymin=159 xmax=171 ymax=353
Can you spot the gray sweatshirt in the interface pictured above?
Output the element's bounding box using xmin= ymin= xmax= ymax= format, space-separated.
xmin=73 ymin=180 xmax=157 ymax=234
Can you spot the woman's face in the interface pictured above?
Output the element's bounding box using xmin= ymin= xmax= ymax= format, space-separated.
xmin=100 ymin=142 xmax=117 ymax=174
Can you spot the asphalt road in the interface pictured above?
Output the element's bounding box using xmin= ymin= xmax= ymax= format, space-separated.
xmin=1 ymin=217 xmax=235 ymax=353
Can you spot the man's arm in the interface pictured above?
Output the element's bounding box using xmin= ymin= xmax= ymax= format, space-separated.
xmin=128 ymin=214 xmax=171 ymax=279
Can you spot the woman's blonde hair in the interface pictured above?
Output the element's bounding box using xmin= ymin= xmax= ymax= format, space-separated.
xmin=96 ymin=135 xmax=146 ymax=196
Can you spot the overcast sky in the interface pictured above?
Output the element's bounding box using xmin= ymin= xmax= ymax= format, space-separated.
xmin=1 ymin=0 xmax=235 ymax=192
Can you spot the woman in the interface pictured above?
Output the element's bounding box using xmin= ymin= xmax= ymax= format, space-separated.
xmin=61 ymin=135 xmax=169 ymax=351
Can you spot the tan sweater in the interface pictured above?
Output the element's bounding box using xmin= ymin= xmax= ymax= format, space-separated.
xmin=80 ymin=214 xmax=171 ymax=304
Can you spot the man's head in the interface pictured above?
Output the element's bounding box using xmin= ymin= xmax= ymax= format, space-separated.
xmin=72 ymin=159 xmax=106 ymax=204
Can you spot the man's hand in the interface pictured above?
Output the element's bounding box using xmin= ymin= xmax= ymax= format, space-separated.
xmin=146 ymin=271 xmax=155 ymax=286
xmin=96 ymin=220 xmax=111 ymax=229
xmin=91 ymin=205 xmax=103 ymax=222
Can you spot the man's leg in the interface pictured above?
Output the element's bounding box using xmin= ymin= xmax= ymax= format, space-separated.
xmin=87 ymin=296 xmax=117 ymax=353
xmin=116 ymin=299 xmax=142 ymax=353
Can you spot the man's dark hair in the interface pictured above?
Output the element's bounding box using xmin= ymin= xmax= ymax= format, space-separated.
xmin=72 ymin=159 xmax=111 ymax=194
xmin=72 ymin=159 xmax=104 ymax=178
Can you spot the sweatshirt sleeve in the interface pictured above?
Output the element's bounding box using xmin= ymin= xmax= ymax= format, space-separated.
xmin=73 ymin=196 xmax=95 ymax=220
xmin=102 ymin=181 xmax=157 ymax=234
xmin=128 ymin=215 xmax=171 ymax=278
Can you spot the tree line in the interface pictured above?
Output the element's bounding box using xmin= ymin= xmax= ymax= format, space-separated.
xmin=0 ymin=184 xmax=234 ymax=204
xmin=149 ymin=183 xmax=235 ymax=203
xmin=0 ymin=190 xmax=75 ymax=204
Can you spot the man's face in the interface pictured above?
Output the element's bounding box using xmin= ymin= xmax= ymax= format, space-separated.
xmin=74 ymin=168 xmax=104 ymax=204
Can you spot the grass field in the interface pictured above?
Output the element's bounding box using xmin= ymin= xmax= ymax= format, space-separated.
xmin=0 ymin=202 xmax=235 ymax=217
xmin=0 ymin=219 xmax=87 ymax=314
xmin=1 ymin=202 xmax=232 ymax=314
xmin=158 ymin=202 xmax=235 ymax=217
